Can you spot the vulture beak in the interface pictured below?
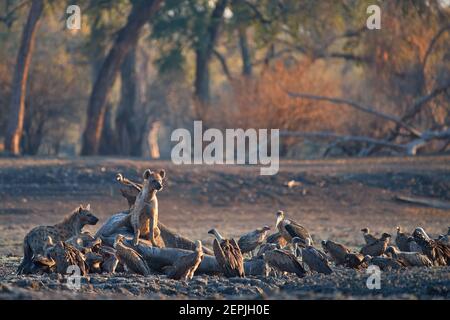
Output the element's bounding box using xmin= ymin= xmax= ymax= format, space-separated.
xmin=208 ymin=229 xmax=223 ymax=242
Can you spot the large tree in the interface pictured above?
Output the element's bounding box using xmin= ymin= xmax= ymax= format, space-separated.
xmin=193 ymin=0 xmax=228 ymax=105
xmin=81 ymin=0 xmax=163 ymax=155
xmin=5 ymin=0 xmax=44 ymax=155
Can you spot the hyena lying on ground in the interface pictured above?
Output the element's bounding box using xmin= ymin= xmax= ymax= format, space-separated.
xmin=17 ymin=204 xmax=99 ymax=274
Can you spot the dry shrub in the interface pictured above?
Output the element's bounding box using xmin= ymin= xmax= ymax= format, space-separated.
xmin=207 ymin=59 xmax=360 ymax=156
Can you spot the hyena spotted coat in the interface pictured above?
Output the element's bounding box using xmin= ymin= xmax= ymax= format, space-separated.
xmin=17 ymin=204 xmax=98 ymax=274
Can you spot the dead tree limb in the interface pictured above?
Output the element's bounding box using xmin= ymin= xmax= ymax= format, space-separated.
xmin=394 ymin=195 xmax=450 ymax=210
xmin=404 ymin=128 xmax=450 ymax=155
xmin=286 ymin=91 xmax=423 ymax=137
xmin=401 ymin=81 xmax=450 ymax=123
xmin=213 ymin=49 xmax=233 ymax=81
xmin=422 ymin=24 xmax=450 ymax=71
xmin=281 ymin=128 xmax=450 ymax=156
xmin=280 ymin=131 xmax=406 ymax=150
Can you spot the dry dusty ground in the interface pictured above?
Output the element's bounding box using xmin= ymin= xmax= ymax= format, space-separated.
xmin=0 ymin=156 xmax=449 ymax=299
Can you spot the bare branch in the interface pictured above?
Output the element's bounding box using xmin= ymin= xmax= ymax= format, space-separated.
xmin=241 ymin=0 xmax=272 ymax=24
xmin=280 ymin=131 xmax=406 ymax=150
xmin=281 ymin=127 xmax=450 ymax=156
xmin=402 ymin=80 xmax=450 ymax=122
xmin=285 ymin=91 xmax=423 ymax=137
xmin=422 ymin=24 xmax=450 ymax=71
xmin=213 ymin=49 xmax=233 ymax=81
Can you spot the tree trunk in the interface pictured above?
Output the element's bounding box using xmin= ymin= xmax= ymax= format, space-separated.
xmin=99 ymin=104 xmax=119 ymax=155
xmin=114 ymin=45 xmax=138 ymax=155
xmin=238 ymin=27 xmax=252 ymax=76
xmin=81 ymin=0 xmax=163 ymax=155
xmin=5 ymin=0 xmax=44 ymax=155
xmin=193 ymin=0 xmax=228 ymax=105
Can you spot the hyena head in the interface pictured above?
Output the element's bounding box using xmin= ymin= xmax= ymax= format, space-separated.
xmin=75 ymin=204 xmax=99 ymax=226
xmin=143 ymin=169 xmax=165 ymax=192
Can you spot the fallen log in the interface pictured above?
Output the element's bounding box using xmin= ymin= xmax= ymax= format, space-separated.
xmin=96 ymin=212 xmax=214 ymax=255
xmin=394 ymin=195 xmax=450 ymax=210
xmin=100 ymin=231 xmax=268 ymax=276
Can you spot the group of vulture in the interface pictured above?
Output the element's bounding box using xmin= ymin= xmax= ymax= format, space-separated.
xmin=208 ymin=211 xmax=450 ymax=278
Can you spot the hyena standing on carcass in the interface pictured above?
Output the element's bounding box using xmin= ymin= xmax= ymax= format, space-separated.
xmin=111 ymin=169 xmax=165 ymax=247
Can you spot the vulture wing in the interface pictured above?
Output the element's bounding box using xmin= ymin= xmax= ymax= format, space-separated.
xmin=229 ymin=239 xmax=245 ymax=277
xmin=266 ymin=232 xmax=288 ymax=247
xmin=285 ymin=222 xmax=312 ymax=245
xmin=213 ymin=239 xmax=230 ymax=275
xmin=117 ymin=245 xmax=151 ymax=276
xmin=303 ymin=247 xmax=333 ymax=274
xmin=266 ymin=250 xmax=306 ymax=277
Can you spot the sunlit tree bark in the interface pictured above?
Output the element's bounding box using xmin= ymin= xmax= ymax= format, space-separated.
xmin=5 ymin=0 xmax=44 ymax=155
xmin=81 ymin=0 xmax=163 ymax=155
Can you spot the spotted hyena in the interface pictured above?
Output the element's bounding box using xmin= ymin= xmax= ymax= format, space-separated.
xmin=17 ymin=204 xmax=98 ymax=274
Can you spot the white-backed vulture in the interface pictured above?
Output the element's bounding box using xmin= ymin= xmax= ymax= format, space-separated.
xmin=360 ymin=233 xmax=391 ymax=257
xmin=166 ymin=240 xmax=204 ymax=280
xmin=113 ymin=234 xmax=151 ymax=276
xmin=266 ymin=232 xmax=288 ymax=248
xmin=275 ymin=211 xmax=312 ymax=246
xmin=361 ymin=228 xmax=377 ymax=245
xmin=208 ymin=229 xmax=245 ymax=278
xmin=263 ymin=249 xmax=307 ymax=277
xmin=407 ymin=237 xmax=423 ymax=253
xmin=238 ymin=226 xmax=270 ymax=255
xmin=364 ymin=255 xmax=406 ymax=271
xmin=385 ymin=246 xmax=433 ymax=267
xmin=46 ymin=240 xmax=88 ymax=276
xmin=395 ymin=226 xmax=410 ymax=252
xmin=344 ymin=252 xmax=367 ymax=269
xmin=297 ymin=238 xmax=332 ymax=274
xmin=321 ymin=240 xmax=350 ymax=266
xmin=413 ymin=227 xmax=450 ymax=266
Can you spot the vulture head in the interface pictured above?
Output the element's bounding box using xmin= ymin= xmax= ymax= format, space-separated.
xmin=321 ymin=240 xmax=328 ymax=252
xmin=360 ymin=228 xmax=370 ymax=234
xmin=413 ymin=227 xmax=431 ymax=242
xmin=380 ymin=233 xmax=392 ymax=240
xmin=113 ymin=234 xmax=126 ymax=248
xmin=275 ymin=211 xmax=285 ymax=228
xmin=207 ymin=228 xmax=224 ymax=242
xmin=385 ymin=246 xmax=399 ymax=257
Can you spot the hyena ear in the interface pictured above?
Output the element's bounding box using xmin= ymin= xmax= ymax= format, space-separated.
xmin=159 ymin=169 xmax=166 ymax=179
xmin=143 ymin=169 xmax=152 ymax=180
xmin=85 ymin=204 xmax=91 ymax=211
